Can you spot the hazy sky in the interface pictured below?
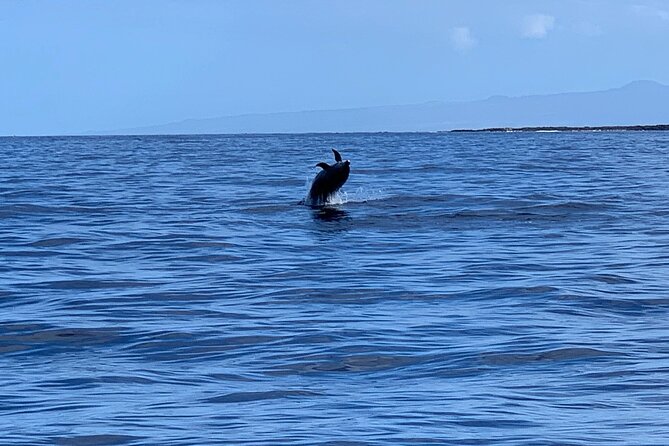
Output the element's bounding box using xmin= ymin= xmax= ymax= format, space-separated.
xmin=2 ymin=0 xmax=669 ymax=135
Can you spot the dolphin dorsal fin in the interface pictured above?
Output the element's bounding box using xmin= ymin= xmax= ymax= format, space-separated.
xmin=316 ymin=162 xmax=330 ymax=170
xmin=332 ymin=149 xmax=342 ymax=162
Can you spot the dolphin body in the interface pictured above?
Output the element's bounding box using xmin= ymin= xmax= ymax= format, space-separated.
xmin=307 ymin=149 xmax=350 ymax=206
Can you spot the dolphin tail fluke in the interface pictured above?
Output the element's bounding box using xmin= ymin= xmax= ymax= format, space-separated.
xmin=315 ymin=162 xmax=330 ymax=170
xmin=332 ymin=149 xmax=342 ymax=162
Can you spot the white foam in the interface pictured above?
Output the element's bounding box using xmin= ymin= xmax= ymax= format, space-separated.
xmin=301 ymin=184 xmax=389 ymax=206
xmin=329 ymin=187 xmax=389 ymax=205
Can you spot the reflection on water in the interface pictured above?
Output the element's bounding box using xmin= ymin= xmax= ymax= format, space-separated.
xmin=311 ymin=206 xmax=350 ymax=222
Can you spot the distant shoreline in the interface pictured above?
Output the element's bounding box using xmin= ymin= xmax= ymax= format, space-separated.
xmin=450 ymin=124 xmax=669 ymax=133
xmin=5 ymin=124 xmax=669 ymax=138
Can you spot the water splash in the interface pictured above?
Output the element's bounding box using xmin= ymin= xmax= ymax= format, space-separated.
xmin=301 ymin=178 xmax=389 ymax=205
xmin=331 ymin=187 xmax=389 ymax=204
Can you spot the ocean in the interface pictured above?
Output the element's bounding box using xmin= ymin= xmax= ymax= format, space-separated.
xmin=1 ymin=132 xmax=668 ymax=445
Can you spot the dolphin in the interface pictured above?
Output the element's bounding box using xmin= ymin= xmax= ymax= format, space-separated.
xmin=307 ymin=149 xmax=350 ymax=205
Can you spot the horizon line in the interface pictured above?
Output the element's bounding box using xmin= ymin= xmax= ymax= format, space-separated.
xmin=4 ymin=123 xmax=669 ymax=138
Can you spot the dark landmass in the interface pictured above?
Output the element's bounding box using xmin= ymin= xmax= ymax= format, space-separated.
xmin=450 ymin=124 xmax=669 ymax=133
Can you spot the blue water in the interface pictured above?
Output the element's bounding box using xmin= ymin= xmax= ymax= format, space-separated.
xmin=1 ymin=132 xmax=669 ymax=445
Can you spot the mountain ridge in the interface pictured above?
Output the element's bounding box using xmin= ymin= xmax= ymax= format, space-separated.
xmin=94 ymin=81 xmax=669 ymax=135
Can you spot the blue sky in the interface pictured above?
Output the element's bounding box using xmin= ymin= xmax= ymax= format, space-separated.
xmin=2 ymin=0 xmax=669 ymax=135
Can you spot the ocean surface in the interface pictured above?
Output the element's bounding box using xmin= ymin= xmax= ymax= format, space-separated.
xmin=1 ymin=132 xmax=668 ymax=445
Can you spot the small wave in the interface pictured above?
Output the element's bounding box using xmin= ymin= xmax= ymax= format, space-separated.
xmin=52 ymin=434 xmax=143 ymax=446
xmin=0 ymin=325 xmax=122 ymax=356
xmin=29 ymin=279 xmax=159 ymax=290
xmin=588 ymin=274 xmax=638 ymax=285
xmin=481 ymin=347 xmax=620 ymax=366
xmin=518 ymin=200 xmax=613 ymax=213
xmin=268 ymin=353 xmax=424 ymax=376
xmin=0 ymin=203 xmax=110 ymax=217
xmin=203 ymin=389 xmax=321 ymax=404
xmin=28 ymin=237 xmax=84 ymax=248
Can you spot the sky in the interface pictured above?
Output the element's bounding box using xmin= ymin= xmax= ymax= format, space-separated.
xmin=2 ymin=0 xmax=669 ymax=135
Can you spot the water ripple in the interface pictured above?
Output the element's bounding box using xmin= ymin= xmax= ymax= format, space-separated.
xmin=1 ymin=133 xmax=669 ymax=444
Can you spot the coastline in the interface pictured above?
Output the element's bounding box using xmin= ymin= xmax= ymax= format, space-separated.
xmin=450 ymin=124 xmax=669 ymax=132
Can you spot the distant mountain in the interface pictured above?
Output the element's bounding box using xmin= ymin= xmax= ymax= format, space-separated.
xmin=98 ymin=80 xmax=669 ymax=135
